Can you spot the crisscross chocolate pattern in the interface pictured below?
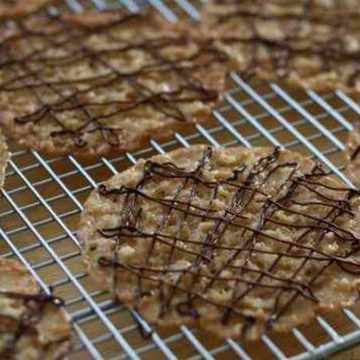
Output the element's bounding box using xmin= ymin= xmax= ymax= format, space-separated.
xmin=0 ymin=289 xmax=67 ymax=357
xmin=0 ymin=8 xmax=229 ymax=154
xmin=203 ymin=0 xmax=360 ymax=88
xmin=92 ymin=146 xmax=360 ymax=337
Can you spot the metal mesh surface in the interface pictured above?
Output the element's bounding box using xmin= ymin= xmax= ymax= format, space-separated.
xmin=1 ymin=0 xmax=360 ymax=359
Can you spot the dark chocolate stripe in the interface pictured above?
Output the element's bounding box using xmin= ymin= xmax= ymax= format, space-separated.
xmin=95 ymin=147 xmax=360 ymax=335
xmin=0 ymin=289 xmax=66 ymax=357
xmin=0 ymin=9 xmax=228 ymax=150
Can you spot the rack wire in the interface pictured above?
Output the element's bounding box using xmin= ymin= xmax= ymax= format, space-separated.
xmin=0 ymin=0 xmax=360 ymax=358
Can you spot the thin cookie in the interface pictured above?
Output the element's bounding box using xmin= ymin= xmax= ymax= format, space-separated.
xmin=346 ymin=122 xmax=360 ymax=188
xmin=0 ymin=257 xmax=71 ymax=359
xmin=0 ymin=129 xmax=9 ymax=188
xmin=79 ymin=145 xmax=360 ymax=340
xmin=199 ymin=0 xmax=360 ymax=17
xmin=0 ymin=0 xmax=54 ymax=19
xmin=0 ymin=10 xmax=231 ymax=157
xmin=199 ymin=0 xmax=360 ymax=92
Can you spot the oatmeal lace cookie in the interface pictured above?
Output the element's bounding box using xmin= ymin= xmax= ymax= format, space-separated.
xmin=0 ymin=257 xmax=71 ymax=359
xmin=79 ymin=145 xmax=360 ymax=339
xmin=346 ymin=122 xmax=360 ymax=188
xmin=0 ymin=9 xmax=231 ymax=157
xmin=198 ymin=0 xmax=360 ymax=92
xmin=0 ymin=129 xmax=9 ymax=188
xmin=0 ymin=0 xmax=54 ymax=19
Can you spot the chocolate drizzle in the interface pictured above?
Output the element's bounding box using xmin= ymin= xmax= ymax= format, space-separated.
xmin=0 ymin=9 xmax=228 ymax=152
xmin=94 ymin=146 xmax=360 ymax=337
xmin=351 ymin=145 xmax=360 ymax=161
xmin=206 ymin=0 xmax=360 ymax=87
xmin=0 ymin=288 xmax=66 ymax=357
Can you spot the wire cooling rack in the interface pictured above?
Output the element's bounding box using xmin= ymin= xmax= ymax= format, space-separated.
xmin=1 ymin=0 xmax=360 ymax=359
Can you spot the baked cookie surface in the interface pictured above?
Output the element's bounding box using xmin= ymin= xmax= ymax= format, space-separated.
xmin=0 ymin=257 xmax=71 ymax=359
xmin=0 ymin=129 xmax=9 ymax=188
xmin=346 ymin=123 xmax=360 ymax=188
xmin=0 ymin=10 xmax=230 ymax=157
xmin=79 ymin=145 xmax=360 ymax=339
xmin=199 ymin=0 xmax=360 ymax=92
xmin=0 ymin=0 xmax=53 ymax=19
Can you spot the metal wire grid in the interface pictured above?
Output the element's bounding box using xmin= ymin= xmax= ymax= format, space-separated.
xmin=0 ymin=0 xmax=360 ymax=359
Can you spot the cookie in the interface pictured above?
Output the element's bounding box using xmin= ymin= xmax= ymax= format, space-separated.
xmin=0 ymin=10 xmax=231 ymax=157
xmin=0 ymin=129 xmax=9 ymax=188
xmin=201 ymin=0 xmax=360 ymax=17
xmin=0 ymin=257 xmax=71 ymax=359
xmin=79 ymin=145 xmax=360 ymax=340
xmin=0 ymin=0 xmax=53 ymax=19
xmin=199 ymin=0 xmax=360 ymax=92
xmin=346 ymin=123 xmax=360 ymax=188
